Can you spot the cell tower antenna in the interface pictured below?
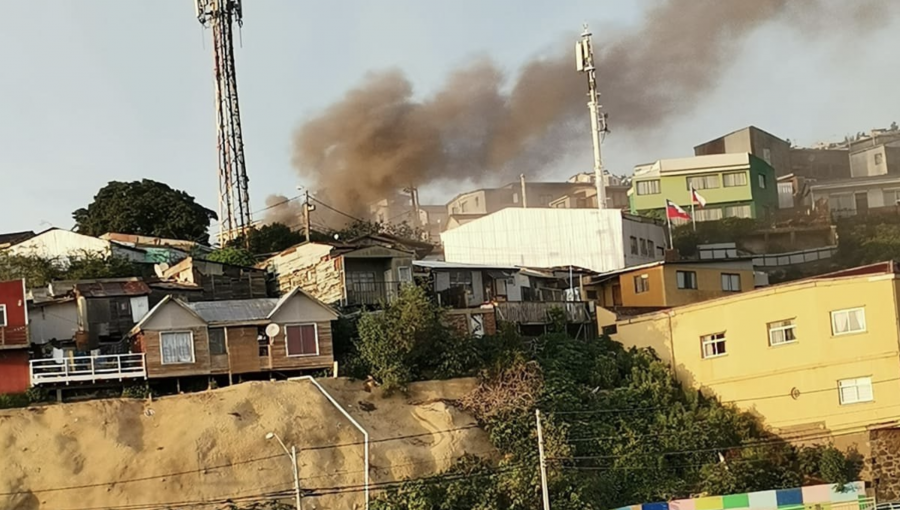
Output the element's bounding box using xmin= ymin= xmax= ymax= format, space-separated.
xmin=196 ymin=0 xmax=252 ymax=244
xmin=576 ymin=23 xmax=609 ymax=210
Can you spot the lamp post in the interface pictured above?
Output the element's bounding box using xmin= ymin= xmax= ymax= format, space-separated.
xmin=265 ymin=432 xmax=302 ymax=510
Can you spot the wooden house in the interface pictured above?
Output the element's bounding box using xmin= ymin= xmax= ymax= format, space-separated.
xmin=129 ymin=288 xmax=338 ymax=381
xmin=159 ymin=257 xmax=269 ymax=301
xmin=262 ymin=236 xmax=415 ymax=308
xmin=0 ymin=279 xmax=29 ymax=394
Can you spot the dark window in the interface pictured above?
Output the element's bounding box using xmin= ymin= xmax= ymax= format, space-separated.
xmin=630 ymin=236 xmax=638 ymax=255
xmin=257 ymin=326 xmax=271 ymax=356
xmin=449 ymin=271 xmax=473 ymax=294
xmin=347 ymin=272 xmax=376 ymax=292
xmin=634 ymin=275 xmax=650 ymax=294
xmin=0 ymin=305 xmax=6 ymax=327
xmin=286 ymin=324 xmax=318 ymax=356
xmin=648 ymin=240 xmax=655 ymax=257
xmin=586 ymin=290 xmax=599 ymax=300
xmin=602 ymin=324 xmax=618 ymax=336
xmin=209 ymin=327 xmax=226 ymax=355
xmin=676 ymin=271 xmax=698 ymax=290
xmin=640 ymin=239 xmax=648 ymax=256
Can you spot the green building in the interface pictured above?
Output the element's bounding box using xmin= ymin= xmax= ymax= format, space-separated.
xmin=629 ymin=153 xmax=778 ymax=222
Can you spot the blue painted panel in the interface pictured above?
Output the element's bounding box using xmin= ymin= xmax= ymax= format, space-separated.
xmin=776 ymin=489 xmax=803 ymax=507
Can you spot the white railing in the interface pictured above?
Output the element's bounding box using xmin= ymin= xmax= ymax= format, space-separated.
xmin=30 ymin=353 xmax=147 ymax=385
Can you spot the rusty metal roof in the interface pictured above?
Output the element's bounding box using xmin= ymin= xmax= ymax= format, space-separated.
xmin=73 ymin=279 xmax=151 ymax=298
xmin=187 ymin=298 xmax=279 ymax=324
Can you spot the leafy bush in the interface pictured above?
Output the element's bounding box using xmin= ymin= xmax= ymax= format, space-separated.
xmin=0 ymin=392 xmax=30 ymax=409
xmin=121 ymin=383 xmax=153 ymax=399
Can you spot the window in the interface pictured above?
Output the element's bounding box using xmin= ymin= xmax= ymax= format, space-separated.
xmin=347 ymin=271 xmax=376 ymax=292
xmin=687 ymin=175 xmax=720 ymax=190
xmin=398 ymin=266 xmax=412 ymax=283
xmin=601 ymin=324 xmax=618 ymax=336
xmin=875 ymin=153 xmax=885 ymax=165
xmin=694 ymin=208 xmax=724 ymax=222
xmin=0 ymin=304 xmax=6 ymax=327
xmin=701 ymin=333 xmax=727 ymax=358
xmin=758 ymin=174 xmax=766 ymax=189
xmin=461 ymin=201 xmax=468 ymax=213
xmin=767 ymin=319 xmax=797 ymax=346
xmin=883 ymin=189 xmax=900 ymax=206
xmin=634 ymin=274 xmax=650 ymax=294
xmin=723 ymin=172 xmax=748 ymax=187
xmin=160 ymin=331 xmax=194 ymax=365
xmin=257 ymin=327 xmax=271 ymax=357
xmin=676 ymin=270 xmax=697 ymax=290
xmin=285 ymin=324 xmax=319 ymax=357
xmin=721 ymin=273 xmax=741 ymax=292
xmin=636 ymin=180 xmax=661 ymax=195
xmin=475 ymin=196 xmax=480 ymax=208
xmin=838 ymin=377 xmax=874 ymax=405
xmin=513 ymin=193 xmax=519 ymax=204
xmin=209 ymin=327 xmax=226 ymax=355
xmin=762 ymin=148 xmax=772 ymax=165
xmin=640 ymin=238 xmax=648 ymax=256
xmin=831 ymin=308 xmax=866 ymax=335
xmin=724 ymin=205 xmax=752 ymax=218
xmin=630 ymin=236 xmax=638 ymax=255
xmin=586 ymin=290 xmax=599 ymax=300
xmin=648 ymin=240 xmax=655 ymax=257
xmin=449 ymin=271 xmax=473 ymax=294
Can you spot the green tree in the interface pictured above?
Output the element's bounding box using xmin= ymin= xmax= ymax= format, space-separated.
xmin=205 ymin=247 xmax=256 ymax=267
xmin=332 ymin=219 xmax=426 ymax=243
xmin=73 ymin=180 xmax=217 ymax=244
xmin=227 ymin=223 xmax=304 ymax=255
xmin=0 ymin=251 xmax=141 ymax=287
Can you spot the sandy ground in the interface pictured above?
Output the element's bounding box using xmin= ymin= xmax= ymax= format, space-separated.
xmin=0 ymin=377 xmax=493 ymax=510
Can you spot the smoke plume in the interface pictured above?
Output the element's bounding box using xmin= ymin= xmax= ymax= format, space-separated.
xmin=262 ymin=194 xmax=304 ymax=226
xmin=286 ymin=0 xmax=895 ymax=217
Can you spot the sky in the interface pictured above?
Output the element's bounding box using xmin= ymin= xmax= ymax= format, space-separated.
xmin=0 ymin=1 xmax=898 ymax=234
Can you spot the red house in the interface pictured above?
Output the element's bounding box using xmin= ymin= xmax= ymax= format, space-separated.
xmin=0 ymin=279 xmax=29 ymax=394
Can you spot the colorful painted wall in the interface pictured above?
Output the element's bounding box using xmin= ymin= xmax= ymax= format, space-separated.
xmin=614 ymin=482 xmax=867 ymax=510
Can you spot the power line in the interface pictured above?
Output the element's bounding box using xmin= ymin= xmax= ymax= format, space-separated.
xmin=309 ymin=196 xmax=367 ymax=224
xmin=211 ymin=194 xmax=303 ymax=227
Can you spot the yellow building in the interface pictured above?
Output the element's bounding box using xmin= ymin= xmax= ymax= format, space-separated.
xmin=601 ymin=262 xmax=900 ymax=448
xmin=584 ymin=259 xmax=757 ymax=309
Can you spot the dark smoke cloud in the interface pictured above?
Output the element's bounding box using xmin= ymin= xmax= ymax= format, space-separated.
xmin=287 ymin=0 xmax=896 ymax=217
xmin=262 ymin=194 xmax=304 ymax=226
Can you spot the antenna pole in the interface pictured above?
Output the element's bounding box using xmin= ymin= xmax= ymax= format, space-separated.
xmin=577 ymin=24 xmax=608 ymax=211
xmin=304 ymin=190 xmax=311 ymax=243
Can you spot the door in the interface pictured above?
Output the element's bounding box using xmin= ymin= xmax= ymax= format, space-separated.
xmin=612 ymin=284 xmax=623 ymax=306
xmin=855 ymin=192 xmax=869 ymax=215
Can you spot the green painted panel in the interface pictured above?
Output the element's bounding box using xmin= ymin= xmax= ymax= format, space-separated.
xmin=722 ymin=494 xmax=749 ymax=509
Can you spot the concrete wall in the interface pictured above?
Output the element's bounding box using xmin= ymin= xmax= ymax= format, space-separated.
xmin=790 ymin=148 xmax=850 ymax=180
xmin=622 ymin=218 xmax=667 ymax=268
xmin=851 ymin=146 xmax=889 ymax=178
xmin=442 ymin=209 xmax=661 ymax=273
xmin=612 ymin=275 xmax=900 ymax=433
xmin=661 ymin=262 xmax=755 ymax=307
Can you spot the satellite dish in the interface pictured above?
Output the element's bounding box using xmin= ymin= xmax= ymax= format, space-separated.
xmin=265 ymin=323 xmax=281 ymax=338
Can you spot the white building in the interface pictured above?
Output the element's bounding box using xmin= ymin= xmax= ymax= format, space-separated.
xmin=4 ymin=228 xmax=146 ymax=262
xmin=440 ymin=208 xmax=665 ymax=273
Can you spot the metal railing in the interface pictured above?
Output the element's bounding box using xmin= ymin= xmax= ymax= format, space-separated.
xmin=346 ymin=281 xmax=403 ymax=306
xmin=30 ymin=353 xmax=147 ymax=385
xmin=495 ymin=301 xmax=593 ymax=324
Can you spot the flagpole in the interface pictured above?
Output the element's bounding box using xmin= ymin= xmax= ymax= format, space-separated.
xmin=690 ymin=187 xmax=696 ymax=232
xmin=666 ymin=208 xmax=674 ymax=250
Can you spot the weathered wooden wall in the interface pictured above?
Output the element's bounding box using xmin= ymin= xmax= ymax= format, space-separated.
xmin=269 ymin=321 xmax=333 ymax=371
xmin=266 ymin=244 xmax=344 ymax=305
xmin=143 ymin=326 xmax=211 ymax=378
xmin=226 ymin=326 xmax=260 ymax=374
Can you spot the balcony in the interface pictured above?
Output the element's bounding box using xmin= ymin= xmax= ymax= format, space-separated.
xmin=495 ymin=301 xmax=593 ymax=325
xmin=30 ymin=353 xmax=146 ymax=385
xmin=345 ymin=281 xmax=403 ymax=307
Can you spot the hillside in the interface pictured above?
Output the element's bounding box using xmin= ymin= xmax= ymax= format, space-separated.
xmin=0 ymin=378 xmax=493 ymax=510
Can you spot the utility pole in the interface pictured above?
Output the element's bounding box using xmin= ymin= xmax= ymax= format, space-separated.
xmin=266 ymin=433 xmax=302 ymax=509
xmin=410 ymin=186 xmax=421 ymax=229
xmin=520 ymin=174 xmax=528 ymax=208
xmin=303 ymin=190 xmax=311 ymax=243
xmin=535 ymin=409 xmax=550 ymax=510
xmin=576 ymin=24 xmax=608 ymax=211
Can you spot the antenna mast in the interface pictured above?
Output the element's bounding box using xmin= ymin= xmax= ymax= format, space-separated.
xmin=196 ymin=0 xmax=252 ymax=244
xmin=576 ymin=24 xmax=609 ymax=210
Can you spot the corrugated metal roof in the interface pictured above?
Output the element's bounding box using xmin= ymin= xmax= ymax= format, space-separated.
xmin=413 ymin=260 xmax=519 ymax=270
xmin=74 ymin=280 xmax=151 ymax=298
xmin=187 ymin=298 xmax=279 ymax=323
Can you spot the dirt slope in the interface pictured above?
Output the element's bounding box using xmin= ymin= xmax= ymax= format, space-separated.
xmin=0 ymin=378 xmax=492 ymax=510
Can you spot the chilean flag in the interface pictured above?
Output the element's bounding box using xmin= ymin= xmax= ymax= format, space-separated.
xmin=691 ymin=187 xmax=707 ymax=208
xmin=666 ymin=199 xmax=691 ymax=221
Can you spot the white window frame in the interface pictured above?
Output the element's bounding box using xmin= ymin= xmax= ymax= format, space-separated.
xmin=838 ymin=377 xmax=874 ymax=405
xmin=160 ymin=330 xmax=196 ymax=365
xmin=687 ymin=174 xmax=720 ymax=191
xmin=723 ymin=172 xmax=748 ymax=187
xmin=0 ymin=304 xmax=6 ymax=327
xmin=721 ymin=273 xmax=741 ymax=292
xmin=285 ymin=323 xmax=320 ymax=357
xmin=831 ymin=307 xmax=867 ymax=336
xmin=633 ymin=274 xmax=650 ymax=294
xmin=724 ymin=205 xmax=752 ymax=219
xmin=758 ymin=174 xmax=767 ymax=189
xmin=398 ymin=266 xmax=412 ymax=283
xmin=676 ymin=270 xmax=697 ymax=290
xmin=694 ymin=208 xmax=723 ymax=222
xmin=701 ymin=332 xmax=727 ymax=359
xmin=767 ymin=319 xmax=797 ymax=346
xmin=636 ymin=180 xmax=661 ymax=196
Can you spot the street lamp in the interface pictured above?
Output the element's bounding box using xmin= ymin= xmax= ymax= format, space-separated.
xmin=266 ymin=432 xmax=302 ymax=510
